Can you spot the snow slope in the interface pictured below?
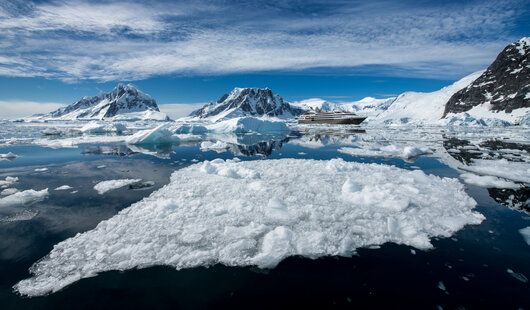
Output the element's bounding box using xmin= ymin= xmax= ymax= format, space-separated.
xmin=290 ymin=97 xmax=395 ymax=117
xmin=15 ymin=158 xmax=483 ymax=296
xmin=371 ymin=71 xmax=484 ymax=125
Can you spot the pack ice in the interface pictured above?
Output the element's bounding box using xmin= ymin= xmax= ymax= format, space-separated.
xmin=14 ymin=158 xmax=484 ymax=296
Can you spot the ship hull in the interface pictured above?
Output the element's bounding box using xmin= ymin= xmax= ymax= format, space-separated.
xmin=298 ymin=117 xmax=367 ymax=125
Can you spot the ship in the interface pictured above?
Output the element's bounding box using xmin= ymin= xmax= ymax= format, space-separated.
xmin=297 ymin=111 xmax=367 ymax=125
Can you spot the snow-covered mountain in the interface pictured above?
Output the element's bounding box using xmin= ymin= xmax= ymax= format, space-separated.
xmin=370 ymin=71 xmax=483 ymax=125
xmin=188 ymin=88 xmax=304 ymax=122
xmin=443 ymin=37 xmax=530 ymax=125
xmin=41 ymin=84 xmax=169 ymax=121
xmin=290 ymin=97 xmax=395 ymax=117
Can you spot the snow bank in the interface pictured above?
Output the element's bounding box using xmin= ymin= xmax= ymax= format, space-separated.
xmin=94 ymin=179 xmax=142 ymax=194
xmin=339 ymin=145 xmax=432 ymax=160
xmin=460 ymin=159 xmax=530 ymax=183
xmin=206 ymin=117 xmax=289 ymax=134
xmin=371 ymin=71 xmax=483 ymax=125
xmin=0 ymin=189 xmax=48 ymax=207
xmin=80 ymin=122 xmax=126 ymax=134
xmin=460 ymin=173 xmax=520 ymax=189
xmin=0 ymin=152 xmax=17 ymax=159
xmin=126 ymin=125 xmax=179 ymax=145
xmin=15 ymin=158 xmax=483 ymax=296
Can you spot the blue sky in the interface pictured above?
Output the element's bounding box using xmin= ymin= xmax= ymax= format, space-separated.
xmin=0 ymin=0 xmax=528 ymax=117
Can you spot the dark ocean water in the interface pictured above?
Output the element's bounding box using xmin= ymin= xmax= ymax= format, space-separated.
xmin=0 ymin=127 xmax=529 ymax=309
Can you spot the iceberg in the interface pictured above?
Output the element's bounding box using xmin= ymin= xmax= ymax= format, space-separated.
xmin=338 ymin=145 xmax=432 ymax=160
xmin=206 ymin=117 xmax=289 ymax=134
xmin=80 ymin=122 xmax=126 ymax=134
xmin=126 ymin=124 xmax=179 ymax=145
xmin=15 ymin=158 xmax=483 ymax=296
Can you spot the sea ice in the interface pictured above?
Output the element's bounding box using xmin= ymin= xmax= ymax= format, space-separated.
xmin=34 ymin=168 xmax=48 ymax=172
xmin=54 ymin=185 xmax=73 ymax=191
xmin=460 ymin=159 xmax=530 ymax=183
xmin=1 ymin=188 xmax=19 ymax=196
xmin=338 ymin=145 xmax=432 ymax=160
xmin=0 ymin=176 xmax=19 ymax=188
xmin=14 ymin=158 xmax=483 ymax=296
xmin=0 ymin=152 xmax=17 ymax=159
xmin=126 ymin=124 xmax=179 ymax=145
xmin=0 ymin=189 xmax=48 ymax=207
xmin=460 ymin=173 xmax=521 ymax=189
xmin=93 ymin=179 xmax=142 ymax=194
xmin=200 ymin=141 xmax=230 ymax=152
xmin=80 ymin=122 xmax=126 ymax=134
xmin=206 ymin=117 xmax=289 ymax=133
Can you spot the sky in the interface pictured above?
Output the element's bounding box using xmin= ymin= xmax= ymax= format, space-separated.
xmin=0 ymin=0 xmax=529 ymax=118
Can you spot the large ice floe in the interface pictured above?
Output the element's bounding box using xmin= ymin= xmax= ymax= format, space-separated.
xmin=15 ymin=158 xmax=484 ymax=296
xmin=460 ymin=159 xmax=530 ymax=184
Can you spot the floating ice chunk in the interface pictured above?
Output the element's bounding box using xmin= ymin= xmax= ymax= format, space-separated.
xmin=460 ymin=173 xmax=520 ymax=189
xmin=0 ymin=152 xmax=17 ymax=159
xmin=519 ymin=227 xmax=530 ymax=246
xmin=14 ymin=159 xmax=484 ymax=296
xmin=93 ymin=179 xmax=142 ymax=194
xmin=0 ymin=189 xmax=48 ymax=207
xmin=80 ymin=122 xmax=126 ymax=134
xmin=126 ymin=124 xmax=179 ymax=145
xmin=461 ymin=159 xmax=530 ymax=184
xmin=200 ymin=141 xmax=229 ymax=152
xmin=206 ymin=117 xmax=289 ymax=133
xmin=34 ymin=168 xmax=48 ymax=172
xmin=1 ymin=188 xmax=19 ymax=196
xmin=42 ymin=127 xmax=61 ymax=136
xmin=96 ymin=165 xmax=106 ymax=169
xmin=339 ymin=145 xmax=432 ymax=160
xmin=0 ymin=176 xmax=18 ymax=188
xmin=54 ymin=185 xmax=73 ymax=191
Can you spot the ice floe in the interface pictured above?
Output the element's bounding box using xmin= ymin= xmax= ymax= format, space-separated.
xmin=14 ymin=158 xmax=483 ymax=296
xmin=460 ymin=173 xmax=520 ymax=189
xmin=460 ymin=159 xmax=530 ymax=184
xmin=338 ymin=145 xmax=432 ymax=160
xmin=93 ymin=179 xmax=142 ymax=194
xmin=0 ymin=152 xmax=17 ymax=159
xmin=1 ymin=188 xmax=19 ymax=196
xmin=0 ymin=176 xmax=19 ymax=188
xmin=0 ymin=189 xmax=48 ymax=207
xmin=34 ymin=168 xmax=48 ymax=172
xmin=126 ymin=124 xmax=179 ymax=145
xmin=54 ymin=185 xmax=73 ymax=191
xmin=79 ymin=122 xmax=126 ymax=134
xmin=0 ymin=210 xmax=38 ymax=222
xmin=200 ymin=141 xmax=229 ymax=152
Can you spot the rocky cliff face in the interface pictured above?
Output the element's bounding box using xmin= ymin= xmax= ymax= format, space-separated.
xmin=443 ymin=38 xmax=530 ymax=117
xmin=47 ymin=84 xmax=166 ymax=120
xmin=190 ymin=88 xmax=304 ymax=120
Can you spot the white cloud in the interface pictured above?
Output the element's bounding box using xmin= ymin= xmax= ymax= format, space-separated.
xmin=158 ymin=103 xmax=206 ymax=119
xmin=0 ymin=0 xmax=525 ymax=81
xmin=0 ymin=100 xmax=65 ymax=119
